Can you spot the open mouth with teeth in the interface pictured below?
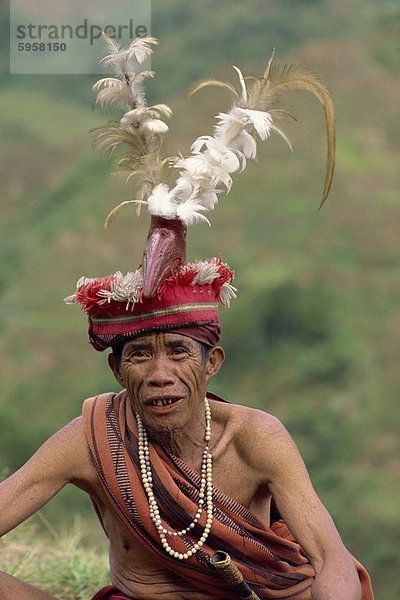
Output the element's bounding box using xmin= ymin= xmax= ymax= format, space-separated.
xmin=150 ymin=398 xmax=178 ymax=406
xmin=146 ymin=397 xmax=183 ymax=412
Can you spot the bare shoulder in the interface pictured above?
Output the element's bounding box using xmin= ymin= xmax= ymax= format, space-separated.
xmin=0 ymin=416 xmax=99 ymax=536
xmin=29 ymin=416 xmax=97 ymax=486
xmin=215 ymin=401 xmax=302 ymax=483
xmin=214 ymin=400 xmax=283 ymax=436
xmin=43 ymin=415 xmax=86 ymax=456
xmin=238 ymin=404 xmax=285 ymax=435
xmin=58 ymin=416 xmax=98 ymax=486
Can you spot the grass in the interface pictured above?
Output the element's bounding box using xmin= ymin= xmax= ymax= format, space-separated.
xmin=0 ymin=515 xmax=109 ymax=600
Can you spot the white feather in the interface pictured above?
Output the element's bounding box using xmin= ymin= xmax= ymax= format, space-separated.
xmin=190 ymin=135 xmax=212 ymax=154
xmin=147 ymin=103 xmax=173 ymax=119
xmin=271 ymin=124 xmax=293 ymax=151
xmin=176 ymin=155 xmax=232 ymax=192
xmin=126 ymin=36 xmax=159 ymax=64
xmin=230 ymin=148 xmax=247 ymax=171
xmin=100 ymin=32 xmax=121 ymax=55
xmin=228 ymin=129 xmax=257 ymax=159
xmin=99 ymin=51 xmax=130 ymax=77
xmin=140 ymin=119 xmax=169 ymax=136
xmin=191 ymin=135 xmax=243 ymax=173
xmin=219 ymin=282 xmax=237 ymax=307
xmin=92 ymin=77 xmax=124 ymax=92
xmin=176 ymin=199 xmax=211 ymax=226
xmin=206 ymin=146 xmax=241 ymax=173
xmin=100 ymin=37 xmax=158 ymax=77
xmin=128 ymin=76 xmax=146 ymax=106
xmin=98 ymin=270 xmax=143 ymax=309
xmin=232 ymin=107 xmax=273 ymax=141
xmin=232 ymin=65 xmax=248 ymax=104
xmin=77 ymin=276 xmax=94 ymax=288
xmin=120 ymin=107 xmax=146 ymax=127
xmin=174 ymin=175 xmax=222 ymax=211
xmin=192 ymin=261 xmax=221 ymax=284
xmin=146 ymin=183 xmax=177 ymax=218
xmin=94 ymin=85 xmax=132 ymax=111
xmin=197 ymin=188 xmax=221 ymax=210
xmin=214 ymin=112 xmax=245 ymax=145
xmin=134 ymin=70 xmax=155 ymax=82
xmin=175 ymin=155 xmax=211 ymax=178
xmin=173 ymin=175 xmax=196 ymax=200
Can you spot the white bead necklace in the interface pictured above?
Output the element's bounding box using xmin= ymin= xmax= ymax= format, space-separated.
xmin=136 ymin=397 xmax=213 ymax=560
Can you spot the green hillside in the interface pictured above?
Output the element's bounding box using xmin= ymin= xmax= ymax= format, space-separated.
xmin=1 ymin=0 xmax=399 ymax=597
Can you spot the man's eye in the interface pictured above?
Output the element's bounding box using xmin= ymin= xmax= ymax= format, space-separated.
xmin=171 ymin=346 xmax=188 ymax=356
xmin=129 ymin=350 xmax=150 ymax=359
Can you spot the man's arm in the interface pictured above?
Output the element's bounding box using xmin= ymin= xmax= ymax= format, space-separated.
xmin=239 ymin=410 xmax=361 ymax=600
xmin=0 ymin=416 xmax=93 ymax=537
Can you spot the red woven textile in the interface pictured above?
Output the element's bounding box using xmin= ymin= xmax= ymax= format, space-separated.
xmin=91 ymin=585 xmax=131 ymax=599
xmin=68 ymin=258 xmax=234 ymax=351
xmin=83 ymin=391 xmax=373 ymax=599
xmin=88 ymin=283 xmax=221 ymax=351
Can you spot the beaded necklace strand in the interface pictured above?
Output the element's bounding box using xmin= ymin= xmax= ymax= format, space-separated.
xmin=136 ymin=397 xmax=213 ymax=560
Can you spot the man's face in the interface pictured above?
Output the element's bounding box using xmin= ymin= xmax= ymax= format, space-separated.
xmin=110 ymin=332 xmax=223 ymax=433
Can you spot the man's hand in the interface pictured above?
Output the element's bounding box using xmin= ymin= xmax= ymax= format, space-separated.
xmin=312 ymin=554 xmax=362 ymax=599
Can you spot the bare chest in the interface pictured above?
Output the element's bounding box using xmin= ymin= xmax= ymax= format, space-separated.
xmin=88 ymin=438 xmax=271 ymax=544
xmin=90 ymin=470 xmax=270 ymax=600
xmin=80 ymin=408 xmax=272 ymax=597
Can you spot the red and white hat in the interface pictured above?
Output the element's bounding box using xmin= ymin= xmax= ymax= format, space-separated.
xmin=65 ymin=35 xmax=334 ymax=350
xmin=65 ymin=256 xmax=235 ymax=351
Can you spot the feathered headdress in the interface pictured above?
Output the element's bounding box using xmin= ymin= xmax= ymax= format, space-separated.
xmin=65 ymin=34 xmax=335 ymax=350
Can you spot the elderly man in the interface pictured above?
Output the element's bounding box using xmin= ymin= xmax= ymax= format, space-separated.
xmin=0 ymin=247 xmax=373 ymax=599
xmin=0 ymin=35 xmax=373 ymax=600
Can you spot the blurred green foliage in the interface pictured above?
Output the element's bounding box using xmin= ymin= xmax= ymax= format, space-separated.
xmin=0 ymin=518 xmax=109 ymax=599
xmin=1 ymin=0 xmax=399 ymax=597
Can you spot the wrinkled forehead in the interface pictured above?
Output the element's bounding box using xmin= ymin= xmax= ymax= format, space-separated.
xmin=121 ymin=331 xmax=201 ymax=353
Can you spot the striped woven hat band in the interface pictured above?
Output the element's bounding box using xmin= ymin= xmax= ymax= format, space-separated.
xmin=65 ymin=259 xmax=235 ymax=351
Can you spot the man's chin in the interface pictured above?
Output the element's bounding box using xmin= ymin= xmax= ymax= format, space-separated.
xmin=147 ymin=425 xmax=183 ymax=456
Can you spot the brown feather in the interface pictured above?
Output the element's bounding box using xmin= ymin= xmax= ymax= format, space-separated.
xmin=245 ymin=63 xmax=335 ymax=207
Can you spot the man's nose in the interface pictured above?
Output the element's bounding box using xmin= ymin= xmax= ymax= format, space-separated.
xmin=147 ymin=357 xmax=175 ymax=387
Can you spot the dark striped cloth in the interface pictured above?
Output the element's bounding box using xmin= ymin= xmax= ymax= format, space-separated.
xmin=83 ymin=391 xmax=372 ymax=600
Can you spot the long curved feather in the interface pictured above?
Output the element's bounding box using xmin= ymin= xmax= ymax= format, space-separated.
xmin=268 ymin=65 xmax=335 ymax=207
xmin=270 ymin=124 xmax=293 ymax=151
xmin=104 ymin=200 xmax=137 ymax=229
xmin=188 ymin=79 xmax=238 ymax=99
xmin=245 ymin=63 xmax=335 ymax=207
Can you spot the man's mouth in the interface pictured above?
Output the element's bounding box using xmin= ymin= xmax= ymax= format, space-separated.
xmin=144 ymin=397 xmax=184 ymax=412
xmin=149 ymin=397 xmax=180 ymax=407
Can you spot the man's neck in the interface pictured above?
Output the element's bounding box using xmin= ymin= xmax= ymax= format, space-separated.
xmin=146 ymin=403 xmax=207 ymax=466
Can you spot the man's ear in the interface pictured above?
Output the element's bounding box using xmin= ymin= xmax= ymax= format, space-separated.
xmin=108 ymin=353 xmax=124 ymax=386
xmin=205 ymin=346 xmax=225 ymax=382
